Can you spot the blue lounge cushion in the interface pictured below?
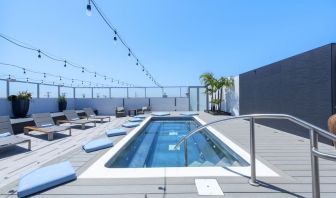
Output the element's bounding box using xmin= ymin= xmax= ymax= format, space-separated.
xmin=151 ymin=112 xmax=170 ymax=116
xmin=105 ymin=128 xmax=127 ymax=137
xmin=122 ymin=122 xmax=139 ymax=128
xmin=180 ymin=112 xmax=199 ymax=116
xmin=129 ymin=118 xmax=142 ymax=122
xmin=134 ymin=115 xmax=146 ymax=119
xmin=17 ymin=161 xmax=76 ymax=198
xmin=0 ymin=132 xmax=12 ymax=138
xmin=82 ymin=138 xmax=113 ymax=153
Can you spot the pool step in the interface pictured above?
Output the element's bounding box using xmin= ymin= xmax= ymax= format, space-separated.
xmin=128 ymin=123 xmax=160 ymax=167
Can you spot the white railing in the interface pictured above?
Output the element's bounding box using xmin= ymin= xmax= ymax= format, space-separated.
xmin=175 ymin=114 xmax=336 ymax=198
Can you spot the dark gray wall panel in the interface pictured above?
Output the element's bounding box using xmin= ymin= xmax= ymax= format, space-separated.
xmin=240 ymin=44 xmax=334 ymax=132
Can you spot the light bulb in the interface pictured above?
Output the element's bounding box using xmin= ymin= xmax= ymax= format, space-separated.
xmin=86 ymin=1 xmax=92 ymax=16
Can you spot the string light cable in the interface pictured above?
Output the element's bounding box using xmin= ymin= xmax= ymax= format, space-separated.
xmin=0 ymin=62 xmax=129 ymax=87
xmin=86 ymin=0 xmax=163 ymax=89
xmin=0 ymin=33 xmax=135 ymax=87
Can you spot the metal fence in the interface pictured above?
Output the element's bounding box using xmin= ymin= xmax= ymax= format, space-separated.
xmin=0 ymin=78 xmax=191 ymax=99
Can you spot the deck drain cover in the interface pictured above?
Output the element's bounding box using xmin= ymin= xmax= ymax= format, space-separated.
xmin=195 ymin=179 xmax=224 ymax=195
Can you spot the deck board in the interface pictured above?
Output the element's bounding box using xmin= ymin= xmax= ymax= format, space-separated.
xmin=1 ymin=112 xmax=336 ymax=197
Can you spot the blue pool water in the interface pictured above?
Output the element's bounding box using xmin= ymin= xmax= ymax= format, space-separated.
xmin=107 ymin=117 xmax=248 ymax=168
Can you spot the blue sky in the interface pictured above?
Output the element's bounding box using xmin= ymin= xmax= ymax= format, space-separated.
xmin=1 ymin=0 xmax=336 ymax=93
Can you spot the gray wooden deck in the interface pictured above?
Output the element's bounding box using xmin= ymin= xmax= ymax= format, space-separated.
xmin=1 ymin=112 xmax=336 ymax=197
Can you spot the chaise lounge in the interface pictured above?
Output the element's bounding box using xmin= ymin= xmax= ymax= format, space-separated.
xmin=137 ymin=106 xmax=151 ymax=114
xmin=83 ymin=107 xmax=110 ymax=123
xmin=24 ymin=113 xmax=71 ymax=141
xmin=115 ymin=107 xmax=126 ymax=118
xmin=0 ymin=116 xmax=31 ymax=150
xmin=59 ymin=110 xmax=96 ymax=130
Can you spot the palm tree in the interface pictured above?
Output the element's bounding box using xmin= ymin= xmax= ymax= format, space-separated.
xmin=216 ymin=76 xmax=234 ymax=111
xmin=199 ymin=72 xmax=216 ymax=111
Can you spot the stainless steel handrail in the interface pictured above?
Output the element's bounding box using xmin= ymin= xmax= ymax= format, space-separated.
xmin=174 ymin=114 xmax=336 ymax=198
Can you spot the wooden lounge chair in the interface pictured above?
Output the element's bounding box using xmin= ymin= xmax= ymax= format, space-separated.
xmin=0 ymin=116 xmax=31 ymax=150
xmin=24 ymin=113 xmax=71 ymax=141
xmin=115 ymin=107 xmax=126 ymax=118
xmin=83 ymin=108 xmax=110 ymax=123
xmin=137 ymin=106 xmax=151 ymax=114
xmin=59 ymin=110 xmax=96 ymax=129
xmin=328 ymin=114 xmax=336 ymax=148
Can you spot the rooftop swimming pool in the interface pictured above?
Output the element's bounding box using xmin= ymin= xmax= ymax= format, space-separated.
xmin=107 ymin=117 xmax=248 ymax=168
xmin=80 ymin=115 xmax=278 ymax=178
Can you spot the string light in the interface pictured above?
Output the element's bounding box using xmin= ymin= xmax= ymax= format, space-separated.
xmin=0 ymin=62 xmax=115 ymax=88
xmin=26 ymin=78 xmax=29 ymax=82
xmin=86 ymin=0 xmax=92 ymax=16
xmin=113 ymin=30 xmax=117 ymax=42
xmin=94 ymin=72 xmax=96 ymax=77
xmin=37 ymin=49 xmax=41 ymax=58
xmin=23 ymin=68 xmax=26 ymax=74
xmin=0 ymin=33 xmax=136 ymax=87
xmin=86 ymin=0 xmax=163 ymax=88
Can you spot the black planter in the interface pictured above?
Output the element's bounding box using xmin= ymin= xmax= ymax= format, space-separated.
xmin=11 ymin=99 xmax=30 ymax=118
xmin=58 ymin=101 xmax=67 ymax=112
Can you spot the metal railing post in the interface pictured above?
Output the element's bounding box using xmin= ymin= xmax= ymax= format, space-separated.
xmin=57 ymin=85 xmax=61 ymax=98
xmin=184 ymin=139 xmax=188 ymax=167
xmin=37 ymin=83 xmax=40 ymax=99
xmin=173 ymin=113 xmax=336 ymax=198
xmin=249 ymin=117 xmax=259 ymax=186
xmin=73 ymin=87 xmax=76 ymax=99
xmin=310 ymin=129 xmax=320 ymax=198
xmin=6 ymin=80 xmax=10 ymax=98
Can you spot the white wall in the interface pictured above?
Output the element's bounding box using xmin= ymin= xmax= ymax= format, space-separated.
xmin=0 ymin=98 xmax=75 ymax=116
xmin=124 ymin=98 xmax=149 ymax=110
xmin=221 ymin=76 xmax=239 ymax=116
xmin=0 ymin=97 xmax=190 ymax=116
xmin=74 ymin=98 xmax=123 ymax=115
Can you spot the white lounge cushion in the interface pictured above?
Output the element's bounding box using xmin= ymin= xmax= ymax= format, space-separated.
xmin=17 ymin=161 xmax=76 ymax=198
xmin=82 ymin=138 xmax=113 ymax=153
xmin=151 ymin=112 xmax=170 ymax=116
xmin=105 ymin=128 xmax=127 ymax=137
xmin=129 ymin=118 xmax=142 ymax=122
xmin=122 ymin=122 xmax=139 ymax=128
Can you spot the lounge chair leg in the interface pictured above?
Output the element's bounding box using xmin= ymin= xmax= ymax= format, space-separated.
xmin=48 ymin=133 xmax=53 ymax=141
xmin=24 ymin=128 xmax=29 ymax=135
xmin=81 ymin=124 xmax=85 ymax=130
xmin=69 ymin=128 xmax=72 ymax=136
xmin=28 ymin=140 xmax=31 ymax=150
xmin=94 ymin=121 xmax=96 ymax=127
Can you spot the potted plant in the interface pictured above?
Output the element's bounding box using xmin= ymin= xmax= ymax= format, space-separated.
xmin=58 ymin=94 xmax=67 ymax=112
xmin=7 ymin=91 xmax=32 ymax=118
